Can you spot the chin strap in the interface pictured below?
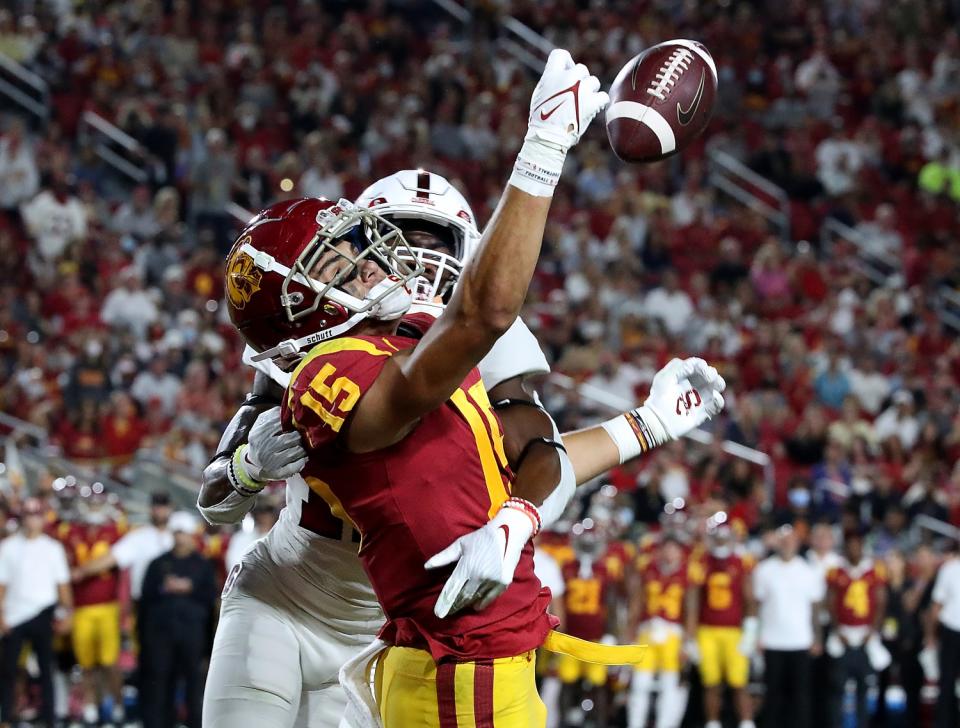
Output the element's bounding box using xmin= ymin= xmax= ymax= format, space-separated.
xmin=251 ymin=278 xmax=413 ymax=364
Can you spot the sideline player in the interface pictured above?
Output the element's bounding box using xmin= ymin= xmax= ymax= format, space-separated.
xmin=558 ymin=520 xmax=618 ymax=726
xmin=825 ymin=530 xmax=887 ymax=728
xmin=686 ymin=523 xmax=757 ymax=728
xmin=627 ymin=534 xmax=691 ymax=728
xmin=63 ymin=494 xmax=126 ymax=725
xmin=201 ymin=54 xmax=725 ymax=727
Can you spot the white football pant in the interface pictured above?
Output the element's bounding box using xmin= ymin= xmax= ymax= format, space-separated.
xmin=203 ymin=591 xmax=369 ymax=728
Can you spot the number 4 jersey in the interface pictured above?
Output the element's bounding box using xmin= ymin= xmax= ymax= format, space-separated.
xmin=827 ymin=559 xmax=887 ymax=628
xmin=279 ymin=321 xmax=553 ymax=662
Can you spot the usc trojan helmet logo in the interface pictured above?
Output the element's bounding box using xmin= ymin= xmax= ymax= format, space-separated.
xmin=226 ymin=240 xmax=262 ymax=310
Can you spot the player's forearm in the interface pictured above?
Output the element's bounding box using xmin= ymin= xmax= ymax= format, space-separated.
xmin=400 ymin=188 xmax=551 ymax=402
xmin=198 ymin=373 xmax=280 ymax=522
xmin=455 ymin=187 xmax=551 ymax=336
xmin=58 ymin=583 xmax=73 ymax=610
xmin=79 ymin=554 xmax=117 ymax=578
xmin=812 ymin=602 xmax=824 ymax=646
xmin=872 ymin=588 xmax=887 ymax=633
xmin=685 ymin=589 xmax=700 ymax=637
xmin=563 ymin=426 xmax=623 ymax=484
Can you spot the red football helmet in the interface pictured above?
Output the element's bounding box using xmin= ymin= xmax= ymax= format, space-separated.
xmin=225 ymin=197 xmax=422 ymax=363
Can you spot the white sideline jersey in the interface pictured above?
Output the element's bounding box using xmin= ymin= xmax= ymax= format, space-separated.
xmin=236 ymin=315 xmax=549 ymax=625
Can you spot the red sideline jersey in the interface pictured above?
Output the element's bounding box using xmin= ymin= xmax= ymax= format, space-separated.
xmin=688 ymin=552 xmax=754 ymax=627
xmin=601 ymin=540 xmax=635 ymax=584
xmin=636 ymin=556 xmax=688 ymax=624
xmin=827 ymin=559 xmax=887 ymax=627
xmin=562 ymin=559 xmax=613 ymax=641
xmin=281 ymin=324 xmax=553 ymax=662
xmin=538 ymin=531 xmax=575 ymax=570
xmin=64 ymin=522 xmax=123 ymax=607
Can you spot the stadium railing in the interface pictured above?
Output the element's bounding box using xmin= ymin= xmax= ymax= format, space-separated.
xmin=427 ymin=0 xmax=555 ymax=73
xmin=707 ymin=149 xmax=792 ymax=241
xmin=0 ymin=410 xmax=197 ymax=518
xmin=0 ymin=51 xmax=49 ymax=122
xmin=77 ymin=111 xmax=151 ymax=185
xmin=544 ymin=372 xmax=775 ymax=500
xmin=819 ymin=216 xmax=901 ymax=287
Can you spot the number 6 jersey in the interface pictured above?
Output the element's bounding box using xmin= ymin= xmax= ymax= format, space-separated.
xmin=280 ymin=320 xmax=553 ymax=662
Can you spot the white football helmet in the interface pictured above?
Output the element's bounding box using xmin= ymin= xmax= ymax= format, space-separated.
xmin=356 ymin=170 xmax=480 ymax=304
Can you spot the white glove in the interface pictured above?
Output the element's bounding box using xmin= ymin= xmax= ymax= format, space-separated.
xmin=602 ymin=357 xmax=726 ymax=463
xmin=231 ymin=407 xmax=308 ymax=494
xmin=737 ymin=616 xmax=759 ymax=657
xmin=684 ymin=637 xmax=700 ymax=665
xmin=639 ymin=357 xmax=726 ymax=447
xmin=510 ymin=48 xmax=608 ymax=197
xmin=919 ymin=644 xmax=939 ymax=681
xmin=424 ymin=502 xmax=539 ymax=618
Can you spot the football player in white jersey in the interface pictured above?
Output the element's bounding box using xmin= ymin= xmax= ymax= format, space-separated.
xmin=199 ymin=55 xmax=726 ymax=728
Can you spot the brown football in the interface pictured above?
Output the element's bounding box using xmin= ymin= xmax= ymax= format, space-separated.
xmin=605 ymin=39 xmax=718 ymax=164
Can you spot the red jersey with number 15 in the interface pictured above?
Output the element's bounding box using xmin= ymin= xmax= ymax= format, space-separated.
xmin=280 ymin=326 xmax=553 ymax=662
xmin=688 ymin=552 xmax=754 ymax=627
xmin=827 ymin=560 xmax=887 ymax=627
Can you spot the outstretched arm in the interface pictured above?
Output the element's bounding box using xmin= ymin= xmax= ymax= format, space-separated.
xmin=564 ymin=358 xmax=726 ymax=483
xmin=346 ymin=50 xmax=607 ymax=453
xmin=424 ymin=358 xmax=727 ymax=617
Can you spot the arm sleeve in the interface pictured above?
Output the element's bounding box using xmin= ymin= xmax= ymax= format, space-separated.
xmin=197 ymin=490 xmax=257 ymax=526
xmin=811 ymin=566 xmax=827 ymax=602
xmin=752 ymin=564 xmax=767 ymax=601
xmin=0 ymin=543 xmax=9 ymax=586
xmin=281 ymin=337 xmax=393 ymax=451
xmin=111 ymin=530 xmax=141 ymax=569
xmin=53 ymin=542 xmax=70 ymax=585
xmin=478 ymin=318 xmax=549 ymax=389
xmin=536 ymin=392 xmax=576 ymax=529
xmin=932 ymin=565 xmax=949 ymax=606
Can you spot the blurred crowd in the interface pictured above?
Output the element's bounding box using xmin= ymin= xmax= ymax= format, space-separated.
xmin=0 ymin=0 xmax=958 ymax=725
xmin=0 ymin=480 xmax=278 ymax=727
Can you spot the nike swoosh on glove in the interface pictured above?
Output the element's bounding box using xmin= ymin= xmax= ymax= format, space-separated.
xmin=424 ymin=505 xmax=537 ymax=618
xmin=510 ymin=48 xmax=609 ymax=197
xmin=639 ymin=357 xmax=726 ymax=446
xmin=525 ymin=48 xmax=609 ymax=152
xmin=241 ymin=406 xmax=309 ymax=484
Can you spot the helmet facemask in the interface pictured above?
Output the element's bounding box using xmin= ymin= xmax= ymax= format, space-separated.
xmin=384 ymin=218 xmax=466 ymax=305
xmin=242 ymin=201 xmax=424 ymax=364
xmin=281 ymin=203 xmax=422 ymax=322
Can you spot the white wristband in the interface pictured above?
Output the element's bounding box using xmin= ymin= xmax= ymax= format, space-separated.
xmin=508 ymin=138 xmax=568 ymax=197
xmin=600 ymin=406 xmax=669 ymax=464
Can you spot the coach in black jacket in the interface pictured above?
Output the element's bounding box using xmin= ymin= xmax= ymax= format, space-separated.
xmin=140 ymin=511 xmax=216 ymax=728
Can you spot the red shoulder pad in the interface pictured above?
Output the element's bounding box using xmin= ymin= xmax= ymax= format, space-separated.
xmin=281 ymin=337 xmax=395 ymax=450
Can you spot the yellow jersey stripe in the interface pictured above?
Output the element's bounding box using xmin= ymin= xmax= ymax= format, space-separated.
xmin=466 ymin=380 xmax=510 ymax=472
xmin=290 ymin=336 xmax=394 ymax=385
xmin=450 ymin=389 xmax=510 ymax=519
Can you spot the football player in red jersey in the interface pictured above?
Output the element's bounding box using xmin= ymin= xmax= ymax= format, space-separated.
xmin=686 ymin=523 xmax=757 ymax=728
xmin=558 ymin=520 xmax=619 ymax=726
xmin=627 ymin=534 xmax=691 ymax=728
xmin=64 ymin=493 xmax=126 ymax=725
xmin=202 ymin=48 xmax=727 ymax=728
xmin=825 ymin=530 xmax=888 ymax=728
